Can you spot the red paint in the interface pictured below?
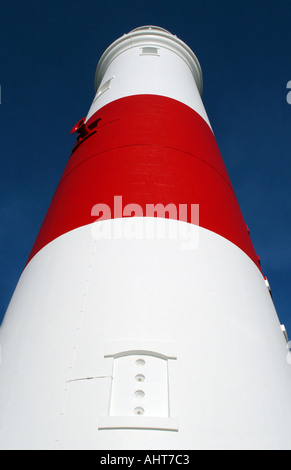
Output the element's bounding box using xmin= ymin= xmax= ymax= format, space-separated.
xmin=27 ymin=95 xmax=260 ymax=270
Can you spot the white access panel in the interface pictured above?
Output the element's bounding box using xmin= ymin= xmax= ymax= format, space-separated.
xmin=110 ymin=354 xmax=169 ymax=418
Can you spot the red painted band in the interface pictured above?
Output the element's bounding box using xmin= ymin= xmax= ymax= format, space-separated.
xmin=27 ymin=95 xmax=260 ymax=270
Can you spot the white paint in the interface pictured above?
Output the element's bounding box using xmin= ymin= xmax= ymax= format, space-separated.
xmin=86 ymin=26 xmax=211 ymax=128
xmin=1 ymin=218 xmax=291 ymax=450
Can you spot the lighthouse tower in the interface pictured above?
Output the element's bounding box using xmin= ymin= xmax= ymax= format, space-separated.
xmin=1 ymin=26 xmax=291 ymax=450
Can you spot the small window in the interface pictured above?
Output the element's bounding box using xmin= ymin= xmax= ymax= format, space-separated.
xmin=140 ymin=47 xmax=159 ymax=56
xmin=94 ymin=76 xmax=114 ymax=102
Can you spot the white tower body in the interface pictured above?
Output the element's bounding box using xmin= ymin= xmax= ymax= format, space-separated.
xmin=1 ymin=26 xmax=291 ymax=450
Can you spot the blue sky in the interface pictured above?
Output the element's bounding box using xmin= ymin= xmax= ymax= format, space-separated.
xmin=0 ymin=0 xmax=291 ymax=332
